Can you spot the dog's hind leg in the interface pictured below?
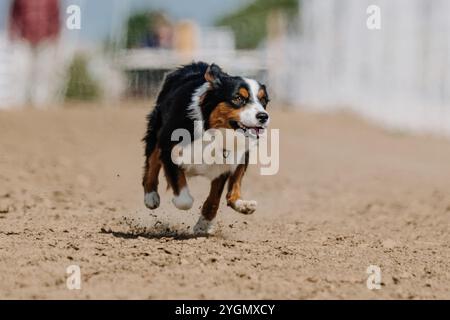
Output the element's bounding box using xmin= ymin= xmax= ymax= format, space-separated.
xmin=143 ymin=147 xmax=162 ymax=209
xmin=170 ymin=169 xmax=193 ymax=210
xmin=160 ymin=148 xmax=194 ymax=210
xmin=143 ymin=107 xmax=162 ymax=209
xmin=194 ymin=173 xmax=229 ymax=235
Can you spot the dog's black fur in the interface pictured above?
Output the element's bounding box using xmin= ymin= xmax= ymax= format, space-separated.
xmin=143 ymin=62 xmax=209 ymax=194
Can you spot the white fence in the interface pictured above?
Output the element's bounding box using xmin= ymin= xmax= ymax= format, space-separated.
xmin=273 ymin=0 xmax=450 ymax=136
xmin=0 ymin=33 xmax=13 ymax=108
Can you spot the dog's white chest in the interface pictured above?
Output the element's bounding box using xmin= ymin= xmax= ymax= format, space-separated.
xmin=183 ymin=162 xmax=238 ymax=180
xmin=174 ymin=129 xmax=255 ymax=180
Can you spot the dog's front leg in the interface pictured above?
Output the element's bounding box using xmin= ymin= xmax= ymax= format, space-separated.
xmin=226 ymin=164 xmax=257 ymax=215
xmin=194 ymin=173 xmax=229 ymax=235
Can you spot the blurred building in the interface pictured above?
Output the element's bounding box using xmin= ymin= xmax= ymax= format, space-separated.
xmin=273 ymin=0 xmax=450 ymax=136
xmin=120 ymin=19 xmax=266 ymax=98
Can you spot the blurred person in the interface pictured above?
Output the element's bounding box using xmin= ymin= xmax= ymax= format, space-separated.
xmin=142 ymin=12 xmax=173 ymax=49
xmin=152 ymin=13 xmax=173 ymax=49
xmin=8 ymin=0 xmax=61 ymax=107
xmin=173 ymin=21 xmax=197 ymax=57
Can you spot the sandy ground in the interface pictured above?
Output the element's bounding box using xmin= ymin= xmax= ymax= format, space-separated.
xmin=0 ymin=104 xmax=449 ymax=299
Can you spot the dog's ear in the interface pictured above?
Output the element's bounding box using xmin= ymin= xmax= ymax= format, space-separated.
xmin=205 ymin=63 xmax=224 ymax=88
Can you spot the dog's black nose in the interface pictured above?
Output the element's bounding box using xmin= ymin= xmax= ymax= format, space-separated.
xmin=256 ymin=112 xmax=269 ymax=124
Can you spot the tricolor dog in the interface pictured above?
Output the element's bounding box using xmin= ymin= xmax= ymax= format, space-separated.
xmin=142 ymin=62 xmax=270 ymax=235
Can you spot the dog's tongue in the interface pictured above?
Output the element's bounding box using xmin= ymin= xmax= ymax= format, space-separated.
xmin=249 ymin=127 xmax=263 ymax=138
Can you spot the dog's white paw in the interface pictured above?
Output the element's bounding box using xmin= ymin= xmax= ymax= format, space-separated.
xmin=144 ymin=191 xmax=160 ymax=209
xmin=232 ymin=199 xmax=257 ymax=215
xmin=193 ymin=216 xmax=215 ymax=236
xmin=172 ymin=187 xmax=193 ymax=210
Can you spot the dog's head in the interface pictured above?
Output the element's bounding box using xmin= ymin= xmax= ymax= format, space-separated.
xmin=205 ymin=63 xmax=270 ymax=139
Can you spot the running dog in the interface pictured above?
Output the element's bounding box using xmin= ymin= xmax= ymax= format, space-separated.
xmin=142 ymin=62 xmax=270 ymax=235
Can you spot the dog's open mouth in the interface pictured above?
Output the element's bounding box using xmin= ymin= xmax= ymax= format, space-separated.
xmin=229 ymin=120 xmax=265 ymax=138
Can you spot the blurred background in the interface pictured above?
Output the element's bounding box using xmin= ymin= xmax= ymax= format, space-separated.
xmin=2 ymin=0 xmax=450 ymax=136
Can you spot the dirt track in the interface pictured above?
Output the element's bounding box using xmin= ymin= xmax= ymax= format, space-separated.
xmin=0 ymin=105 xmax=449 ymax=299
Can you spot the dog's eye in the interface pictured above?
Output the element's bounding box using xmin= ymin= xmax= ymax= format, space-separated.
xmin=260 ymin=97 xmax=269 ymax=108
xmin=232 ymin=95 xmax=245 ymax=106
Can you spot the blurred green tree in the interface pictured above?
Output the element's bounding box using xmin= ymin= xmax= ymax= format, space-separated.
xmin=216 ymin=0 xmax=298 ymax=49
xmin=125 ymin=11 xmax=171 ymax=49
xmin=65 ymin=55 xmax=100 ymax=101
xmin=125 ymin=13 xmax=150 ymax=49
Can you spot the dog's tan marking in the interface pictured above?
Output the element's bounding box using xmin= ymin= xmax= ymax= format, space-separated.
xmin=226 ymin=164 xmax=246 ymax=205
xmin=143 ymin=147 xmax=161 ymax=193
xmin=227 ymin=164 xmax=256 ymax=215
xmin=208 ymin=102 xmax=241 ymax=129
xmin=257 ymin=88 xmax=266 ymax=100
xmin=201 ymin=174 xmax=229 ymax=221
xmin=239 ymin=87 xmax=249 ymax=99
